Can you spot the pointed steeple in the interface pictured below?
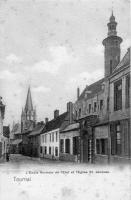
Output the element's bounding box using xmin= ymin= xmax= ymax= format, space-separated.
xmin=25 ymin=86 xmax=33 ymax=112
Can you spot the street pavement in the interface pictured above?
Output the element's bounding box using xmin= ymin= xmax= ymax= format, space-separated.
xmin=0 ymin=154 xmax=84 ymax=170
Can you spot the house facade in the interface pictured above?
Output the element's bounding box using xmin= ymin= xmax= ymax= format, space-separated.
xmin=59 ymin=122 xmax=80 ymax=162
xmin=40 ymin=102 xmax=74 ymax=160
xmin=109 ymin=47 xmax=130 ymax=163
xmin=28 ymin=122 xmax=45 ymax=157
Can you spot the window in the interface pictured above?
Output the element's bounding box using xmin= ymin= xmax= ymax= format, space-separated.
xmin=89 ymin=104 xmax=91 ymax=114
xmin=44 ymin=146 xmax=47 ymax=155
xmin=96 ymin=139 xmax=108 ymax=155
xmin=55 ymin=147 xmax=58 ymax=156
xmin=125 ymin=75 xmax=130 ymax=108
xmin=60 ymin=139 xmax=64 ymax=153
xmin=65 ymin=139 xmax=70 ymax=153
xmin=56 ymin=131 xmax=58 ymax=142
xmin=40 ymin=146 xmax=43 ymax=154
xmin=114 ymin=79 xmax=122 ymax=111
xmin=110 ymin=60 xmax=113 ymax=74
xmin=100 ymin=100 xmax=103 ymax=110
xmin=110 ymin=123 xmax=121 ymax=156
xmin=49 ymin=146 xmax=51 ymax=154
xmin=73 ymin=137 xmax=79 ymax=155
xmin=94 ymin=102 xmax=97 ymax=112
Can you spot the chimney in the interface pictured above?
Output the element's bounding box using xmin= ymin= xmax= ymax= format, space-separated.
xmin=45 ymin=118 xmax=48 ymax=124
xmin=54 ymin=110 xmax=59 ymax=119
xmin=77 ymin=87 xmax=80 ymax=100
xmin=67 ymin=102 xmax=73 ymax=124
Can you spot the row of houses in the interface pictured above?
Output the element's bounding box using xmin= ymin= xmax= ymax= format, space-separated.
xmin=11 ymin=12 xmax=130 ymax=164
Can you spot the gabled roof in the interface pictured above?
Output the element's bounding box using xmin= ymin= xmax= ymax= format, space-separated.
xmin=3 ymin=126 xmax=10 ymax=138
xmin=43 ymin=112 xmax=69 ymax=133
xmin=113 ymin=47 xmax=130 ymax=73
xmin=25 ymin=87 xmax=33 ymax=112
xmin=28 ymin=123 xmax=45 ymax=137
xmin=78 ymin=78 xmax=105 ymax=101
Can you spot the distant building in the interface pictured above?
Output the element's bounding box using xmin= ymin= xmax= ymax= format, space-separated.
xmin=40 ymin=102 xmax=74 ymax=160
xmin=21 ymin=87 xmax=36 ymax=156
xmin=10 ymin=123 xmax=22 ymax=154
xmin=0 ymin=97 xmax=6 ymax=159
xmin=28 ymin=121 xmax=45 ymax=157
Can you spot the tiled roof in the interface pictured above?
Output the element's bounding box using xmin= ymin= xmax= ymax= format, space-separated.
xmin=3 ymin=126 xmax=10 ymax=138
xmin=60 ymin=123 xmax=79 ymax=133
xmin=43 ymin=112 xmax=68 ymax=133
xmin=78 ymin=78 xmax=105 ymax=101
xmin=28 ymin=123 xmax=45 ymax=137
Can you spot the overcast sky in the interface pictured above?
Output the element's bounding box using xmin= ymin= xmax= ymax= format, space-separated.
xmin=0 ymin=0 xmax=130 ymax=125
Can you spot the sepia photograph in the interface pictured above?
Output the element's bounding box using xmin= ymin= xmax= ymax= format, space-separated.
xmin=0 ymin=0 xmax=130 ymax=199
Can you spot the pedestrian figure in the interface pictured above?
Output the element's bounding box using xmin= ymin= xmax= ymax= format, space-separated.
xmin=6 ymin=145 xmax=10 ymax=162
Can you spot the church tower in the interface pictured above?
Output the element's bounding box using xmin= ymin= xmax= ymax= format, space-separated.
xmin=102 ymin=12 xmax=123 ymax=77
xmin=21 ymin=87 xmax=36 ymax=132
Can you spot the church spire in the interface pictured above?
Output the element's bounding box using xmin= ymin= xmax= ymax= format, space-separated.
xmin=25 ymin=86 xmax=33 ymax=112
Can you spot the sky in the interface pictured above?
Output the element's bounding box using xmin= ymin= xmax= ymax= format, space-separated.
xmin=0 ymin=0 xmax=130 ymax=125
